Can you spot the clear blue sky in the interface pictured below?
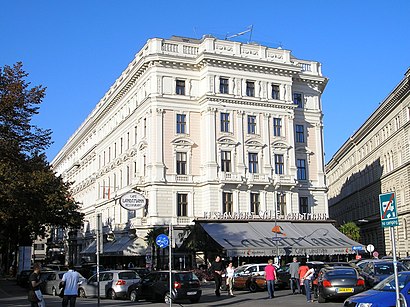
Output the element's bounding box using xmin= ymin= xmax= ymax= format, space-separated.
xmin=1 ymin=0 xmax=409 ymax=163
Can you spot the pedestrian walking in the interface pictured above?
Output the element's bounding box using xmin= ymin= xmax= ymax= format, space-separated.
xmin=61 ymin=263 xmax=80 ymax=307
xmin=210 ymin=255 xmax=224 ymax=296
xmin=28 ymin=262 xmax=46 ymax=307
xmin=301 ymin=264 xmax=315 ymax=303
xmin=289 ymin=257 xmax=300 ymax=294
xmin=298 ymin=259 xmax=309 ymax=295
xmin=226 ymin=262 xmax=235 ymax=296
xmin=264 ymin=259 xmax=277 ymax=299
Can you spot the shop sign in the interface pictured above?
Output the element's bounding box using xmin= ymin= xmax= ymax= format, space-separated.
xmin=119 ymin=192 xmax=146 ymax=211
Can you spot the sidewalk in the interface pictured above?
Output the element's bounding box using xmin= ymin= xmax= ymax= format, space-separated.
xmin=0 ymin=277 xmax=26 ymax=298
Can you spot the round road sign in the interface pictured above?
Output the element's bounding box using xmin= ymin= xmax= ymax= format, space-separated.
xmin=366 ymin=244 xmax=375 ymax=253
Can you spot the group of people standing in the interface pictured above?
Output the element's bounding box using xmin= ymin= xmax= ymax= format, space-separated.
xmin=210 ymin=255 xmax=317 ymax=303
xmin=28 ymin=262 xmax=81 ymax=307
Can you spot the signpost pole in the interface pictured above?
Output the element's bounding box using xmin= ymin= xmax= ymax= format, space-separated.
xmin=96 ymin=213 xmax=102 ymax=307
xmin=391 ymin=227 xmax=400 ymax=307
xmin=169 ymin=223 xmax=172 ymax=307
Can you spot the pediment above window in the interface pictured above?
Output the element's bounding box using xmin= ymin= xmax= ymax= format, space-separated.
xmin=271 ymin=140 xmax=291 ymax=150
xmin=245 ymin=139 xmax=264 ymax=149
xmin=171 ymin=137 xmax=195 ymax=148
xmin=138 ymin=141 xmax=148 ymax=151
xmin=217 ymin=136 xmax=238 ymax=147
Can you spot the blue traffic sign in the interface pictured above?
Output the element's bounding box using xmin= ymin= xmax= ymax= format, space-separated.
xmin=352 ymin=246 xmax=363 ymax=251
xmin=379 ymin=192 xmax=399 ymax=228
xmin=155 ymin=234 xmax=169 ymax=248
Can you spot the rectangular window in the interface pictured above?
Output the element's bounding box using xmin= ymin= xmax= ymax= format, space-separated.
xmin=176 ymin=80 xmax=185 ymax=95
xmin=221 ymin=150 xmax=231 ymax=172
xmin=297 ymin=159 xmax=307 ymax=180
xmin=276 ymin=193 xmax=286 ymax=215
xmin=177 ymin=193 xmax=188 ymax=217
xmin=272 ymin=84 xmax=280 ymax=100
xmin=134 ymin=126 xmax=138 ymax=144
xmin=250 ymin=193 xmax=260 ymax=214
xmin=220 ymin=112 xmax=230 ymax=132
xmin=34 ymin=244 xmax=45 ymax=250
xmin=295 ymin=124 xmax=305 ymax=143
xmin=273 ymin=118 xmax=282 ymax=137
xmin=247 ymin=115 xmax=257 ymax=134
xmin=248 ymin=153 xmax=258 ymax=173
xmin=176 ymin=114 xmax=186 ymax=134
xmin=220 ymin=77 xmax=229 ymax=94
xmin=120 ymin=137 xmax=123 ymax=154
xmin=222 ymin=192 xmax=233 ymax=214
xmin=275 ymin=154 xmax=284 ymax=174
xmin=293 ymin=93 xmax=303 ymax=108
xmin=176 ymin=152 xmax=187 ymax=175
xmin=246 ymin=80 xmax=255 ymax=97
xmin=299 ymin=197 xmax=309 ymax=214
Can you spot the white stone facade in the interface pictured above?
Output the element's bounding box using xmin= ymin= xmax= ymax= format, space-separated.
xmin=52 ymin=35 xmax=328 ymax=246
xmin=326 ymin=68 xmax=410 ymax=257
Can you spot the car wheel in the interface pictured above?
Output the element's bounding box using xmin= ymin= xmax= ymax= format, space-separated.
xmin=107 ymin=289 xmax=117 ymax=300
xmin=129 ymin=290 xmax=139 ymax=302
xmin=164 ymin=292 xmax=171 ymax=304
xmin=318 ymin=292 xmax=326 ymax=303
xmin=52 ymin=286 xmax=57 ymax=296
xmin=78 ymin=288 xmax=86 ymax=298
xmin=249 ymin=282 xmax=258 ymax=292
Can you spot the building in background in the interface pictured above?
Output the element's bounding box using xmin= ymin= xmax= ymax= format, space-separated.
xmin=51 ymin=35 xmax=328 ymax=266
xmin=326 ymin=68 xmax=410 ymax=257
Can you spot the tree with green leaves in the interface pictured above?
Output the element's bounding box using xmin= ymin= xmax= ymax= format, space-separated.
xmin=339 ymin=221 xmax=360 ymax=242
xmin=0 ymin=62 xmax=83 ymax=271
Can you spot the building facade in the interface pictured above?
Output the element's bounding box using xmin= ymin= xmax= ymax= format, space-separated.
xmin=51 ymin=35 xmax=328 ymax=265
xmin=326 ymin=68 xmax=410 ymax=257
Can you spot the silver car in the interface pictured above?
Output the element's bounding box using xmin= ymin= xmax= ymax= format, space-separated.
xmin=78 ymin=270 xmax=140 ymax=299
xmin=43 ymin=270 xmax=86 ymax=296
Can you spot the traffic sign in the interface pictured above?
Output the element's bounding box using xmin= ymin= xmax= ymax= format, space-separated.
xmin=366 ymin=244 xmax=375 ymax=253
xmin=155 ymin=234 xmax=170 ymax=248
xmin=379 ymin=192 xmax=399 ymax=228
xmin=352 ymin=246 xmax=363 ymax=251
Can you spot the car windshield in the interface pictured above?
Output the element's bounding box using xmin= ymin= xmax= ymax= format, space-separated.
xmin=118 ymin=271 xmax=138 ymax=279
xmin=175 ymin=272 xmax=199 ymax=282
xmin=327 ymin=269 xmax=356 ymax=276
xmin=235 ymin=266 xmax=249 ymax=274
xmin=373 ymin=273 xmax=410 ymax=291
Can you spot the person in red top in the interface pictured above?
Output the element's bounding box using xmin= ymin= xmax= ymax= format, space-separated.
xmin=264 ymin=259 xmax=277 ymax=299
xmin=298 ymin=260 xmax=309 ymax=294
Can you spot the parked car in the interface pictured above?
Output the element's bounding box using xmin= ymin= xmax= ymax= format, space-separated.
xmin=130 ymin=267 xmax=150 ymax=279
xmin=43 ymin=270 xmax=86 ymax=296
xmin=399 ymin=257 xmax=410 ymax=269
xmin=325 ymin=262 xmax=355 ymax=268
xmin=223 ymin=263 xmax=267 ymax=292
xmin=78 ymin=270 xmax=140 ymax=299
xmin=360 ymin=260 xmax=408 ymax=288
xmin=316 ymin=266 xmax=365 ymax=303
xmin=343 ymin=271 xmax=410 ymax=306
xmin=127 ymin=270 xmax=201 ymax=303
xmin=75 ymin=263 xmax=105 ymax=279
xmin=43 ymin=264 xmax=68 ymax=271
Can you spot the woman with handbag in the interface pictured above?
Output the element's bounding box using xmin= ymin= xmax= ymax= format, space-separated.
xmin=28 ymin=263 xmax=45 ymax=307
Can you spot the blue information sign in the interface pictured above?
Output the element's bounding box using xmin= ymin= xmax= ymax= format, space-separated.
xmin=379 ymin=192 xmax=399 ymax=228
xmin=352 ymin=246 xmax=363 ymax=251
xmin=155 ymin=234 xmax=169 ymax=248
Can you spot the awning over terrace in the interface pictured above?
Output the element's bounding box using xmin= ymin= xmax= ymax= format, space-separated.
xmin=200 ymin=220 xmax=363 ymax=257
xmin=80 ymin=236 xmax=147 ymax=256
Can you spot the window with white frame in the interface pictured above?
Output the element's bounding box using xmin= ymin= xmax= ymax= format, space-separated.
xmin=293 ymin=92 xmax=303 ymax=108
xmin=297 ymin=159 xmax=307 ymax=180
xmin=247 ymin=115 xmax=257 ymax=134
xmin=246 ymin=80 xmax=255 ymax=97
xmin=248 ymin=152 xmax=258 ymax=173
xmin=275 ymin=154 xmax=284 ymax=174
xmin=221 ymin=150 xmax=231 ymax=172
xmin=277 ymin=193 xmax=286 ymax=215
xmin=250 ymin=192 xmax=260 ymax=214
xmin=222 ymin=192 xmax=233 ymax=214
xmin=295 ymin=124 xmax=305 ymax=143
xmin=299 ymin=197 xmax=309 ymax=214
xmin=220 ymin=77 xmax=229 ymax=94
xmin=220 ymin=112 xmax=230 ymax=132
xmin=177 ymin=193 xmax=188 ymax=217
xmin=273 ymin=118 xmax=282 ymax=137
xmin=176 ymin=152 xmax=187 ymax=175
xmin=176 ymin=113 xmax=187 ymax=134
xmin=176 ymin=79 xmax=185 ymax=95
xmin=271 ymin=84 xmax=280 ymax=100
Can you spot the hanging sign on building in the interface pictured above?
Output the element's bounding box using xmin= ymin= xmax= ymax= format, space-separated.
xmin=379 ymin=192 xmax=399 ymax=228
xmin=119 ymin=191 xmax=146 ymax=211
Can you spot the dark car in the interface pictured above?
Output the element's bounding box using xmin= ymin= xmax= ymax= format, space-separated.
xmin=127 ymin=270 xmax=202 ymax=303
xmin=130 ymin=267 xmax=150 ymax=279
xmin=75 ymin=263 xmax=105 ymax=279
xmin=399 ymin=257 xmax=410 ymax=269
xmin=317 ymin=266 xmax=365 ymax=303
xmin=360 ymin=260 xmax=408 ymax=288
xmin=343 ymin=271 xmax=410 ymax=307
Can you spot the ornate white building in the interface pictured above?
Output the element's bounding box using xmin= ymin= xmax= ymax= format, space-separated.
xmin=51 ymin=35 xmax=328 ymax=264
xmin=326 ymin=68 xmax=410 ymax=257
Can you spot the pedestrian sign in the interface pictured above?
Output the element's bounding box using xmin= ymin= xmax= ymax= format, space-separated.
xmin=379 ymin=192 xmax=399 ymax=228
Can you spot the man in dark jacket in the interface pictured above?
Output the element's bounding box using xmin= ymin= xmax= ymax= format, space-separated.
xmin=210 ymin=255 xmax=224 ymax=296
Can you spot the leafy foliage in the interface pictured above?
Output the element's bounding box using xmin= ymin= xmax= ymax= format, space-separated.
xmin=339 ymin=222 xmax=360 ymax=242
xmin=0 ymin=62 xmax=83 ymax=247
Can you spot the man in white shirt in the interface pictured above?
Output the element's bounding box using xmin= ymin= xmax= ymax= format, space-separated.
xmin=61 ymin=263 xmax=80 ymax=307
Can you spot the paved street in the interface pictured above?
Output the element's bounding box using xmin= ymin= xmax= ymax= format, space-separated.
xmin=0 ymin=278 xmax=345 ymax=307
